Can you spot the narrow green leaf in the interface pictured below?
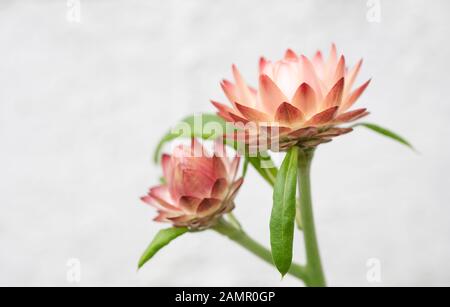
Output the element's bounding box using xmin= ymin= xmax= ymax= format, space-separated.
xmin=270 ymin=147 xmax=299 ymax=276
xmin=242 ymin=157 xmax=250 ymax=177
xmin=353 ymin=122 xmax=414 ymax=150
xmin=246 ymin=153 xmax=278 ymax=186
xmin=153 ymin=113 xmax=279 ymax=185
xmin=138 ymin=227 xmax=188 ymax=269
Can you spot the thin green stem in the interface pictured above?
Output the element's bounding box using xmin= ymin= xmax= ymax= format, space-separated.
xmin=226 ymin=212 xmax=242 ymax=231
xmin=213 ymin=218 xmax=308 ymax=283
xmin=298 ymin=149 xmax=326 ymax=287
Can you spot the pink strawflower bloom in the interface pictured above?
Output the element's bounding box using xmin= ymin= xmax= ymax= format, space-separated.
xmin=212 ymin=44 xmax=371 ymax=150
xmin=142 ymin=139 xmax=243 ymax=230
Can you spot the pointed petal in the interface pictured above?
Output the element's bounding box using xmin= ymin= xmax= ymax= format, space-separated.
xmin=300 ymin=55 xmax=323 ymax=99
xmin=161 ymin=154 xmax=172 ymax=180
xmin=274 ymin=102 xmax=304 ymax=126
xmin=335 ymin=108 xmax=369 ymax=123
xmin=259 ymin=57 xmax=268 ymax=74
xmin=260 ymin=58 xmax=274 ymax=78
xmin=345 ymin=59 xmax=363 ymax=94
xmin=232 ymin=64 xmax=255 ymax=106
xmin=284 ymin=49 xmax=298 ymax=61
xmin=334 ymin=56 xmax=346 ymax=82
xmin=211 ymin=100 xmax=235 ymax=116
xmin=220 ymin=79 xmax=238 ymax=105
xmin=228 ymin=177 xmax=244 ymax=200
xmin=313 ymin=51 xmax=324 ymax=64
xmin=341 ymin=79 xmax=371 ymax=112
xmin=323 ymin=78 xmax=345 ymax=109
xmin=211 ymin=100 xmax=236 ymax=122
xmin=169 ymin=162 xmax=186 ymax=199
xmin=316 ymin=127 xmax=353 ymax=138
xmin=259 ymin=74 xmax=288 ymax=113
xmin=312 ymin=51 xmax=325 ymax=77
xmin=292 ymin=83 xmax=318 ymax=116
xmin=228 ymin=112 xmax=250 ymax=124
xmin=217 ymin=111 xmax=234 ymax=122
xmin=229 ymin=156 xmax=240 ymax=181
xmin=306 ymin=106 xmax=339 ymax=126
xmin=235 ymin=102 xmax=270 ymax=121
xmin=211 ymin=178 xmax=229 ymax=199
xmin=153 ymin=212 xmax=170 ymax=223
xmin=327 ymin=43 xmax=338 ymax=74
xmin=291 ymin=83 xmax=317 ymax=116
xmin=148 ymin=186 xmax=179 ymax=212
xmin=287 ymin=127 xmax=318 ymax=139
xmin=168 ymin=214 xmax=194 ymax=224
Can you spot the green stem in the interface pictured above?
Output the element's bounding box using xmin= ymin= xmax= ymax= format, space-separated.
xmin=213 ymin=218 xmax=308 ymax=283
xmin=298 ymin=149 xmax=327 ymax=287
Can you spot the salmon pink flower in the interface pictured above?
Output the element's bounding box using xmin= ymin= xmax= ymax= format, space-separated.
xmin=212 ymin=44 xmax=371 ymax=151
xmin=141 ymin=140 xmax=243 ymax=230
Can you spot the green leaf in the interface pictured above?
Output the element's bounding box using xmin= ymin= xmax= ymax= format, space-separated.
xmin=353 ymin=122 xmax=414 ymax=150
xmin=246 ymin=153 xmax=278 ymax=186
xmin=242 ymin=157 xmax=250 ymax=177
xmin=153 ymin=113 xmax=279 ymax=185
xmin=138 ymin=227 xmax=188 ymax=269
xmin=270 ymin=146 xmax=299 ymax=276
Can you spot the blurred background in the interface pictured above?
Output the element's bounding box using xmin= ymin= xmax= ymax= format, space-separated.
xmin=0 ymin=0 xmax=449 ymax=286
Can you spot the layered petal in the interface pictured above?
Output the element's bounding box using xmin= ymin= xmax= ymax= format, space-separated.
xmin=322 ymin=78 xmax=345 ymax=109
xmin=344 ymin=59 xmax=363 ymax=96
xmin=305 ymin=106 xmax=339 ymax=126
xmin=341 ymin=79 xmax=371 ymax=112
xmin=197 ymin=198 xmax=222 ymax=218
xmin=211 ymin=178 xmax=229 ymax=199
xmin=182 ymin=169 xmax=215 ymax=199
xmin=143 ymin=140 xmax=243 ymax=230
xmin=147 ymin=186 xmax=179 ymax=212
xmin=300 ymin=55 xmax=323 ymax=98
xmin=179 ymin=196 xmax=202 ymax=213
xmin=211 ymin=45 xmax=371 ymax=151
xmin=259 ymin=74 xmax=289 ymax=113
xmin=334 ymin=108 xmax=369 ymax=123
xmin=275 ymin=102 xmax=304 ymax=126
xmin=284 ymin=49 xmax=299 ymax=61
xmin=291 ymin=83 xmax=317 ymax=116
xmin=232 ymin=65 xmax=255 ymax=107
xmin=161 ymin=154 xmax=173 ymax=180
xmin=235 ymin=103 xmax=271 ymax=122
xmin=220 ymin=79 xmax=238 ymax=105
xmin=333 ymin=56 xmax=346 ymax=83
xmin=211 ymin=100 xmax=236 ymax=118
xmin=228 ymin=177 xmax=244 ymax=200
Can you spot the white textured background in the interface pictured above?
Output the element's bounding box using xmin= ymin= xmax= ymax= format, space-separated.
xmin=1 ymin=0 xmax=449 ymax=287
